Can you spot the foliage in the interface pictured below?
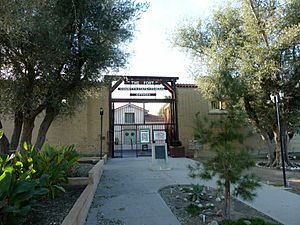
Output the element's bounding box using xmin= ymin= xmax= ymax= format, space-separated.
xmin=183 ymin=184 xmax=205 ymax=202
xmin=189 ymin=112 xmax=260 ymax=219
xmin=220 ymin=217 xmax=280 ymax=225
xmin=32 ymin=143 xmax=79 ymax=199
xmin=186 ymin=204 xmax=202 ymax=217
xmin=0 ymin=0 xmax=148 ymax=150
xmin=186 ymin=202 xmax=214 ymax=217
xmin=0 ymin=152 xmax=48 ymax=225
xmin=173 ymin=0 xmax=300 ymax=166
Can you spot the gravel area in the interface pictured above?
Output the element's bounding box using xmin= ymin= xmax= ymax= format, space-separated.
xmin=159 ymin=184 xmax=280 ymax=225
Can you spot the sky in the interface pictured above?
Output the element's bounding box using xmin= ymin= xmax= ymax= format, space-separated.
xmin=115 ymin=0 xmax=224 ymax=114
xmin=120 ymin=0 xmax=224 ymax=84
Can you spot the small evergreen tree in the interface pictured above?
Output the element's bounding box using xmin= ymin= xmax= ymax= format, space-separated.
xmin=189 ymin=111 xmax=260 ymax=220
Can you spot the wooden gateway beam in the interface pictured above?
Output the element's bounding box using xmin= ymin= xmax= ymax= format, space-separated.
xmin=106 ymin=75 xmax=180 ymax=158
xmin=111 ymin=98 xmax=175 ymax=103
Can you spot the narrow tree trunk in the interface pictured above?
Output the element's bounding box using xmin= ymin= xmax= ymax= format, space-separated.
xmin=261 ymin=131 xmax=275 ymax=166
xmin=272 ymin=130 xmax=282 ymax=167
xmin=10 ymin=111 xmax=23 ymax=150
xmin=34 ymin=108 xmax=58 ymax=150
xmin=0 ymin=120 xmax=10 ymax=154
xmin=19 ymin=117 xmax=35 ymax=149
xmin=283 ymin=131 xmax=293 ymax=167
xmin=224 ymin=181 xmax=231 ymax=220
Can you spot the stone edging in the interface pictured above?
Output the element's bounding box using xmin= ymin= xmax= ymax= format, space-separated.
xmin=61 ymin=155 xmax=107 ymax=225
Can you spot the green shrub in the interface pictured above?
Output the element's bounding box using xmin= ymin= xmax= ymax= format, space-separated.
xmin=33 ymin=143 xmax=79 ymax=198
xmin=0 ymin=153 xmax=48 ymax=225
xmin=0 ymin=142 xmax=79 ymax=224
xmin=186 ymin=204 xmax=202 ymax=217
xmin=220 ymin=218 xmax=280 ymax=225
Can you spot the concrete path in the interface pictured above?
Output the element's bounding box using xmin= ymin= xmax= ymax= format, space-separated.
xmin=85 ymin=157 xmax=300 ymax=225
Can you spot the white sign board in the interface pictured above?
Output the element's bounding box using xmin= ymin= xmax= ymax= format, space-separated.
xmin=153 ymin=131 xmax=166 ymax=141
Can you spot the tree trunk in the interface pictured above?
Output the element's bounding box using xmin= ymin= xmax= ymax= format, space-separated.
xmin=224 ymin=181 xmax=231 ymax=220
xmin=10 ymin=111 xmax=23 ymax=150
xmin=19 ymin=117 xmax=35 ymax=149
xmin=0 ymin=121 xmax=10 ymax=154
xmin=34 ymin=107 xmax=58 ymax=150
xmin=261 ymin=131 xmax=275 ymax=166
xmin=283 ymin=131 xmax=294 ymax=167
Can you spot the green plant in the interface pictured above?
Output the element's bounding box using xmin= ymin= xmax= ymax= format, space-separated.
xmin=0 ymin=153 xmax=48 ymax=225
xmin=189 ymin=113 xmax=260 ymax=220
xmin=182 ymin=184 xmax=205 ymax=202
xmin=192 ymin=184 xmax=205 ymax=202
xmin=220 ymin=217 xmax=280 ymax=225
xmin=33 ymin=143 xmax=79 ymax=198
xmin=186 ymin=204 xmax=201 ymax=217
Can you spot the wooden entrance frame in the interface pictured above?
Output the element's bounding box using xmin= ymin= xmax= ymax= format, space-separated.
xmin=107 ymin=75 xmax=179 ymax=157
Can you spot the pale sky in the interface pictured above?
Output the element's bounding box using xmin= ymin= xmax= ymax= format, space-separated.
xmin=121 ymin=0 xmax=224 ymax=84
xmin=115 ymin=0 xmax=224 ymax=115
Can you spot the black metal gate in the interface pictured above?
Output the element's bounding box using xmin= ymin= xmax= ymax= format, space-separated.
xmin=107 ymin=76 xmax=179 ymax=158
xmin=113 ymin=123 xmax=174 ymax=158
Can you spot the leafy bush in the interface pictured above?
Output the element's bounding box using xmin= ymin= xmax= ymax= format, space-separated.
xmin=0 ymin=142 xmax=79 ymax=224
xmin=220 ymin=218 xmax=280 ymax=225
xmin=33 ymin=143 xmax=79 ymax=198
xmin=0 ymin=153 xmax=48 ymax=225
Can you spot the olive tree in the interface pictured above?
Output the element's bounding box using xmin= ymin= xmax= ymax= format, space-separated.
xmin=0 ymin=0 xmax=148 ymax=152
xmin=173 ymin=0 xmax=300 ymax=167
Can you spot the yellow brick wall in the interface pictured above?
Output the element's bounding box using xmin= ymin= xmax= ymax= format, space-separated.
xmin=2 ymin=85 xmax=110 ymax=156
xmin=176 ymin=86 xmax=269 ymax=157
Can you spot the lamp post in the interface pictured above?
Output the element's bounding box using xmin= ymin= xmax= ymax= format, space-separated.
xmin=100 ymin=107 xmax=104 ymax=159
xmin=270 ymin=91 xmax=287 ymax=188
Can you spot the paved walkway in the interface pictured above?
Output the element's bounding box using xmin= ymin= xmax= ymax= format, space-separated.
xmin=85 ymin=157 xmax=300 ymax=225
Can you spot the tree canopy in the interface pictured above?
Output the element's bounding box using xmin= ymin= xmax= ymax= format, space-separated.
xmin=0 ymin=0 xmax=148 ymax=153
xmin=173 ymin=0 xmax=300 ymax=166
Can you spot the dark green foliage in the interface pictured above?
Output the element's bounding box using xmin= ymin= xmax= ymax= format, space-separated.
xmin=220 ymin=217 xmax=280 ymax=225
xmin=32 ymin=143 xmax=80 ymax=198
xmin=189 ymin=112 xmax=260 ymax=219
xmin=186 ymin=204 xmax=202 ymax=217
xmin=188 ymin=184 xmax=205 ymax=202
xmin=0 ymin=141 xmax=79 ymax=224
xmin=0 ymin=151 xmax=48 ymax=225
xmin=0 ymin=0 xmax=148 ymax=150
xmin=186 ymin=202 xmax=215 ymax=217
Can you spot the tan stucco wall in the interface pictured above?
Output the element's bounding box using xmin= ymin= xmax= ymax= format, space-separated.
xmin=177 ymin=87 xmax=208 ymax=149
xmin=2 ymin=86 xmax=110 ymax=156
xmin=176 ymin=86 xmax=269 ymax=157
xmin=3 ymin=82 xmax=300 ymax=157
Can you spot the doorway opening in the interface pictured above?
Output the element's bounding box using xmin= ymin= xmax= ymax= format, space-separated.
xmin=108 ymin=76 xmax=179 ymax=158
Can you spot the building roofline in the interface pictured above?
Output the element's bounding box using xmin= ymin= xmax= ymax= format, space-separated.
xmin=176 ymin=83 xmax=198 ymax=88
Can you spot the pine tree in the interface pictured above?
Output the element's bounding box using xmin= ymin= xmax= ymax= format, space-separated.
xmin=189 ymin=111 xmax=260 ymax=220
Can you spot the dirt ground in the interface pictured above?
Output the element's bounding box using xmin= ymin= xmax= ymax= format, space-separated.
xmin=23 ymin=163 xmax=94 ymax=225
xmin=24 ymin=185 xmax=85 ymax=225
xmin=247 ymin=162 xmax=300 ymax=195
